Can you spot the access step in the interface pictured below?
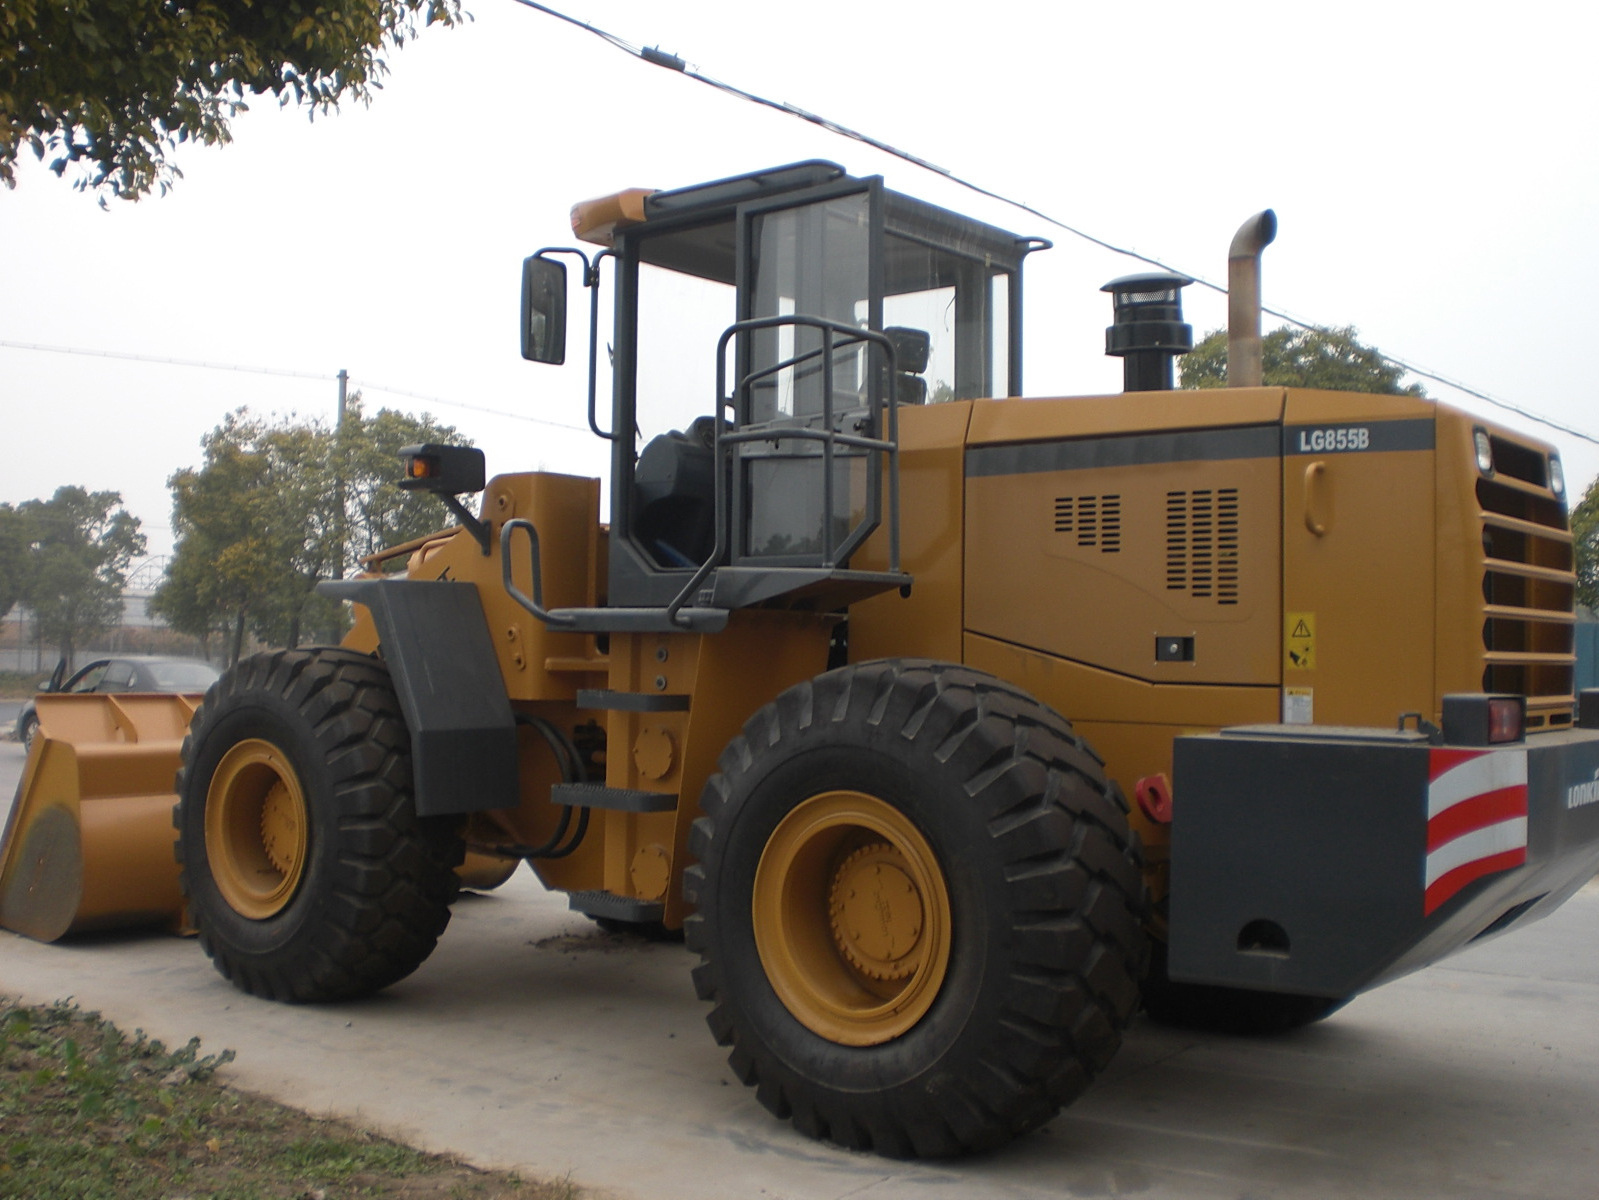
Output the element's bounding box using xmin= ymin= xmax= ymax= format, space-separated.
xmin=567 ymin=889 xmax=665 ymax=924
xmin=576 ymin=689 xmax=690 ymax=713
xmin=550 ymin=783 xmax=677 ymax=813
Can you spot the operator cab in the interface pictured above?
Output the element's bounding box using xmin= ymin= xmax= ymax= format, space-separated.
xmin=524 ymin=161 xmax=1040 ymax=623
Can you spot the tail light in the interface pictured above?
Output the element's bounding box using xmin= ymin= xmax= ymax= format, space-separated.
xmin=1442 ymin=693 xmax=1526 ymax=746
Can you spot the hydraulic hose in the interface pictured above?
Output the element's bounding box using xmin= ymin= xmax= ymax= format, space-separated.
xmin=471 ymin=713 xmax=591 ymax=860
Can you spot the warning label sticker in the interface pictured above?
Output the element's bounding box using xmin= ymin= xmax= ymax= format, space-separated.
xmin=1283 ymin=687 xmax=1314 ymax=724
xmin=1285 ymin=612 xmax=1316 ymax=670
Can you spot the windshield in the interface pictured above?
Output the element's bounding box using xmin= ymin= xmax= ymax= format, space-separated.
xmin=635 ymin=257 xmax=735 ymax=446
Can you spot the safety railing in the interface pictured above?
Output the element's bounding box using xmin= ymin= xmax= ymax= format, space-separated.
xmin=665 ymin=315 xmax=904 ymax=623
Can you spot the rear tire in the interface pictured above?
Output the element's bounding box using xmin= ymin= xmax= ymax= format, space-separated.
xmin=176 ymin=647 xmax=462 ymax=1002
xmin=685 ymin=660 xmax=1147 ymax=1157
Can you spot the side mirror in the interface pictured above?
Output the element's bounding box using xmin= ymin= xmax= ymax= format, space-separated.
xmin=44 ymin=659 xmax=66 ymax=693
xmin=521 ymin=255 xmax=567 ymax=365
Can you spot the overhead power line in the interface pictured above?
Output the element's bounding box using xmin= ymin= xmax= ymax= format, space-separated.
xmin=511 ymin=0 xmax=1598 ymax=448
xmin=349 ymin=377 xmax=588 ymax=432
xmin=0 ymin=339 xmax=589 ymax=433
xmin=0 ymin=337 xmax=328 ymax=383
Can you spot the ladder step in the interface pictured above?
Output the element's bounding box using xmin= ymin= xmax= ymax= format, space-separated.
xmin=567 ymin=890 xmax=665 ymax=924
xmin=551 ymin=783 xmax=677 ymax=813
xmin=577 ymin=688 xmax=690 ymax=713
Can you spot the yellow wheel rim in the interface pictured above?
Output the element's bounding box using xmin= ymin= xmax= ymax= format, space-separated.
xmin=752 ymin=790 xmax=952 ymax=1046
xmin=204 ymin=738 xmax=309 ymax=920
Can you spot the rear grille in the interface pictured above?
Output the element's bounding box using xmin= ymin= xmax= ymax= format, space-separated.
xmin=1487 ymin=435 xmax=1548 ymax=488
xmin=1476 ymin=476 xmax=1575 ymax=727
xmin=1166 ymin=488 xmax=1240 ymax=605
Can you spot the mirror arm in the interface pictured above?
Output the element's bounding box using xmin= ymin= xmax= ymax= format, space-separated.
xmin=584 ymin=249 xmax=617 ymax=443
xmin=441 ymin=494 xmax=492 ymax=556
xmin=530 ymin=246 xmax=617 ymax=444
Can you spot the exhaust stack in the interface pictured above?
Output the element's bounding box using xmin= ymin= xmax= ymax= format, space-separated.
xmin=1227 ymin=210 xmax=1277 ymax=387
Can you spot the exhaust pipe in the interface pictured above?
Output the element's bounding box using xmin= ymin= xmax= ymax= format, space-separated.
xmin=1227 ymin=210 xmax=1277 ymax=387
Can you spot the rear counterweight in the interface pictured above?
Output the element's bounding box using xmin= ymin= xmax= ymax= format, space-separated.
xmin=1169 ymin=723 xmax=1599 ymax=999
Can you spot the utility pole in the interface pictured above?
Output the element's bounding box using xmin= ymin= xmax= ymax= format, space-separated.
xmin=332 ymin=371 xmax=350 ymax=641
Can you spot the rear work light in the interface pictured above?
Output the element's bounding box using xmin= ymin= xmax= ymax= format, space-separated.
xmin=1441 ymin=693 xmax=1526 ymax=746
xmin=1473 ymin=428 xmax=1494 ymax=475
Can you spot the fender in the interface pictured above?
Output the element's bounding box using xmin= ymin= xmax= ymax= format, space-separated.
xmin=318 ymin=578 xmax=517 ymax=817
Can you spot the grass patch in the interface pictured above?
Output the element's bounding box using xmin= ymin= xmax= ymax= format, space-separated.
xmin=0 ymin=998 xmax=577 ymax=1200
xmin=0 ymin=670 xmax=49 ymax=700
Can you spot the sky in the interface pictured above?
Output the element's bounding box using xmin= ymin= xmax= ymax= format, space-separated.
xmin=3 ymin=0 xmax=1597 ymax=565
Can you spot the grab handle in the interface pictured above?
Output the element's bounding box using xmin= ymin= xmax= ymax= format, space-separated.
xmin=500 ymin=518 xmax=576 ymax=627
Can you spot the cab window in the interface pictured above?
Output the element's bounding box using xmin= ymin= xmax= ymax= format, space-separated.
xmin=883 ymin=202 xmax=1012 ymax=401
xmin=100 ymin=662 xmax=137 ymax=693
xmin=746 ymin=192 xmax=871 ymax=423
xmin=67 ymin=663 xmax=109 ymax=693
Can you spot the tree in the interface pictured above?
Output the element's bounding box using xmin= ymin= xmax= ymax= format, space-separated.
xmin=153 ymin=411 xmax=301 ymax=664
xmin=1180 ymin=325 xmax=1427 ymax=396
xmin=18 ymin=487 xmax=146 ymax=665
xmin=339 ymin=404 xmax=477 ymax=559
xmin=0 ymin=503 xmax=27 ymax=622
xmin=152 ymin=401 xmax=468 ymax=663
xmin=1 ymin=1 xmax=463 ymax=201
xmin=1574 ymin=474 xmax=1599 ymax=615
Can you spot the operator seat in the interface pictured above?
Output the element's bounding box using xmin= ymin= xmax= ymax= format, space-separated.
xmin=633 ymin=327 xmax=928 ymax=569
xmin=633 ymin=415 xmax=722 ymax=568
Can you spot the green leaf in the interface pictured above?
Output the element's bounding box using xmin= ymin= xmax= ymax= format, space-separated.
xmin=1 ymin=1 xmax=465 ymax=199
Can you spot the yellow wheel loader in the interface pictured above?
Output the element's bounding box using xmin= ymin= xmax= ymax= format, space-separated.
xmin=7 ymin=160 xmax=1599 ymax=1158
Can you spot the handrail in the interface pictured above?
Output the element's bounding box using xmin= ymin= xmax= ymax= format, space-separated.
xmin=500 ymin=518 xmax=578 ymax=627
xmin=664 ymin=314 xmax=903 ymax=624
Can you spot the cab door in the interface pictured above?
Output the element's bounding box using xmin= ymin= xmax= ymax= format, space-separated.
xmin=731 ymin=178 xmax=884 ymax=569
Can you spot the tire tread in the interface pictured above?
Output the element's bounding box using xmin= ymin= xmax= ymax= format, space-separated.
xmin=687 ymin=658 xmax=1147 ymax=1157
xmin=176 ymin=647 xmax=461 ymax=1003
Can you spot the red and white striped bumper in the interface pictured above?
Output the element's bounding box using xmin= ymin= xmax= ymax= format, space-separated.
xmin=1170 ymin=723 xmax=1599 ymax=1000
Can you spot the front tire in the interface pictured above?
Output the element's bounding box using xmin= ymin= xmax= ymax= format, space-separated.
xmin=176 ymin=647 xmax=462 ymax=1002
xmin=685 ymin=660 xmax=1147 ymax=1157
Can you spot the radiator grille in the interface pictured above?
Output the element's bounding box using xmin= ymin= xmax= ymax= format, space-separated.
xmin=1476 ymin=476 xmax=1575 ymax=728
xmin=1055 ymin=494 xmax=1122 ymax=552
xmin=1166 ymin=488 xmax=1240 ymax=605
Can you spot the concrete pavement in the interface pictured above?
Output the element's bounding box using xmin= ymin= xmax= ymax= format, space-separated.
xmin=2 ymin=737 xmax=1597 ymax=1199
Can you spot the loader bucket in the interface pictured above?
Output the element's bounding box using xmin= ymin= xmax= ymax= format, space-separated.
xmin=0 ymin=693 xmax=198 ymax=942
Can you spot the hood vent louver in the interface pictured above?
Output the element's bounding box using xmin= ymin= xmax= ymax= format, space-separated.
xmin=1055 ymin=494 xmax=1122 ymax=552
xmin=1166 ymin=487 xmax=1240 ymax=605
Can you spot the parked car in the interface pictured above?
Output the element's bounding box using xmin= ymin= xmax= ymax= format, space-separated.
xmin=15 ymin=656 xmax=220 ymax=748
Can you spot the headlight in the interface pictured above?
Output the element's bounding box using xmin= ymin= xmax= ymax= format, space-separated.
xmin=1473 ymin=428 xmax=1494 ymax=475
